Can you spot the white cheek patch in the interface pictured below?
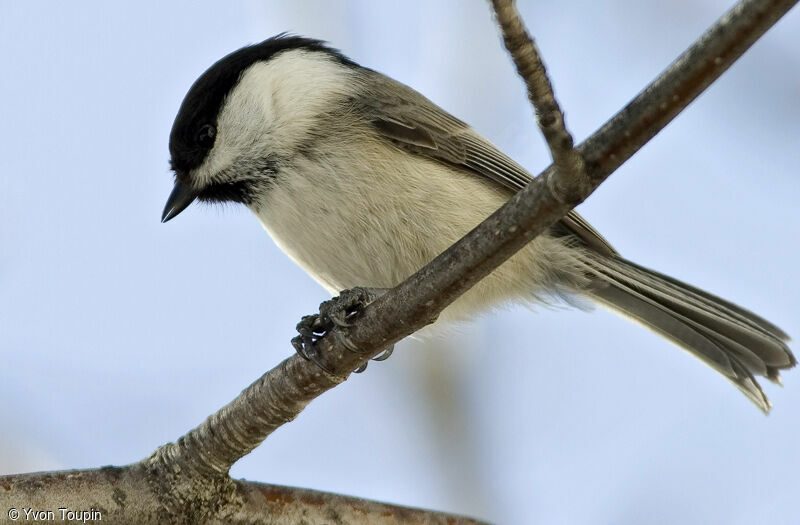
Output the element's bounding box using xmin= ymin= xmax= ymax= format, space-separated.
xmin=262 ymin=51 xmax=354 ymax=131
xmin=192 ymin=49 xmax=356 ymax=186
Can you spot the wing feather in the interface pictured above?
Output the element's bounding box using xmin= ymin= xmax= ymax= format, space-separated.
xmin=354 ymin=71 xmax=616 ymax=255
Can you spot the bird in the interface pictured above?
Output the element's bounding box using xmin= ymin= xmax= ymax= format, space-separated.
xmin=162 ymin=34 xmax=794 ymax=412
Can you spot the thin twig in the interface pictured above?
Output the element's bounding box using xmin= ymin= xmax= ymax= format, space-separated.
xmin=490 ymin=0 xmax=590 ymax=203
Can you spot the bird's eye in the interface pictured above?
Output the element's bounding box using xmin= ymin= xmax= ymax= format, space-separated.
xmin=196 ymin=124 xmax=216 ymax=149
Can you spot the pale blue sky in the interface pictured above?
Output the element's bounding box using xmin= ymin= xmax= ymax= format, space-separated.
xmin=1 ymin=2 xmax=799 ymax=523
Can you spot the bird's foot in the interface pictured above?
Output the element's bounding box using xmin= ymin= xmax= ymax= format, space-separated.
xmin=291 ymin=287 xmax=393 ymax=373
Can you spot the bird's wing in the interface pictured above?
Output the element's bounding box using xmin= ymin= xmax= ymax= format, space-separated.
xmin=355 ymin=71 xmax=617 ymax=256
xmin=352 ymin=72 xmax=796 ymax=412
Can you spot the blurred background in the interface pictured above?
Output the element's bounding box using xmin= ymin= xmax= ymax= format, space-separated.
xmin=1 ymin=1 xmax=798 ymax=523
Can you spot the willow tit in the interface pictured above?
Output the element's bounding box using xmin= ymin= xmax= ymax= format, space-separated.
xmin=162 ymin=34 xmax=794 ymax=411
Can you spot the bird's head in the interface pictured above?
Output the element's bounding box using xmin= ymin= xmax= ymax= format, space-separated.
xmin=162 ymin=34 xmax=356 ymax=222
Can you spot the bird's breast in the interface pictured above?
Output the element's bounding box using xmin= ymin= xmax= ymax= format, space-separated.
xmin=251 ymin=138 xmax=511 ymax=295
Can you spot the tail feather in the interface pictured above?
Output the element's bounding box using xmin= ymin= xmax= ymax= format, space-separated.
xmin=623 ymin=259 xmax=790 ymax=341
xmin=580 ymin=254 xmax=794 ymax=412
xmin=590 ymin=257 xmax=792 ymax=369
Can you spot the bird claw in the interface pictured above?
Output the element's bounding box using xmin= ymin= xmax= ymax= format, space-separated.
xmin=351 ymin=344 xmax=394 ymax=373
xmin=319 ymin=287 xmax=382 ymax=329
xmin=371 ymin=345 xmax=395 ymax=361
xmin=291 ymin=314 xmax=319 ymax=361
xmin=292 ymin=287 xmax=391 ymax=373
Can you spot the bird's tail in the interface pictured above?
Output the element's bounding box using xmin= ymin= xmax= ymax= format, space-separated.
xmin=578 ymin=253 xmax=795 ymax=412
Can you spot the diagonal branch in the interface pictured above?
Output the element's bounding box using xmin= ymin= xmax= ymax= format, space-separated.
xmin=144 ymin=0 xmax=797 ymax=479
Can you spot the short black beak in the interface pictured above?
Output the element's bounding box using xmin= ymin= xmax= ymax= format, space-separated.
xmin=161 ymin=180 xmax=199 ymax=223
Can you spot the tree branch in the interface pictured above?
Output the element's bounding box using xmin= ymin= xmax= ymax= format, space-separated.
xmin=1 ymin=0 xmax=796 ymax=522
xmin=1 ymin=468 xmax=484 ymax=524
xmin=490 ymin=0 xmax=590 ymax=203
